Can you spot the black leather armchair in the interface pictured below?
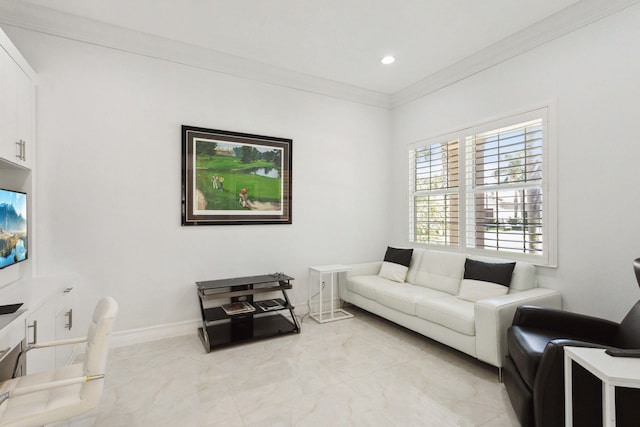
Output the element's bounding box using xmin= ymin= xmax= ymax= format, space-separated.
xmin=503 ymin=259 xmax=640 ymax=427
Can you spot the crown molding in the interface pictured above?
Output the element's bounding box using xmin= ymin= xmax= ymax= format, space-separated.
xmin=0 ymin=16 xmax=35 ymax=80
xmin=1 ymin=0 xmax=638 ymax=110
xmin=391 ymin=0 xmax=640 ymax=108
xmin=0 ymin=0 xmax=391 ymax=109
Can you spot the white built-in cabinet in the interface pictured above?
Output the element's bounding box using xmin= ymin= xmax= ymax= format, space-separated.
xmin=0 ymin=30 xmax=34 ymax=169
xmin=0 ymin=26 xmax=35 ymax=288
xmin=0 ymin=27 xmax=79 ymax=376
xmin=25 ymin=285 xmax=76 ymax=374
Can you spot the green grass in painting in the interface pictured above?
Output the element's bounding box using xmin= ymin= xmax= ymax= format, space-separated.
xmin=196 ymin=155 xmax=282 ymax=210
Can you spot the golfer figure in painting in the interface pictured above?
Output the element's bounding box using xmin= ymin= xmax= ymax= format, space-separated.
xmin=239 ymin=188 xmax=254 ymax=209
xmin=211 ymin=175 xmax=218 ymax=190
xmin=219 ymin=176 xmax=225 ymax=191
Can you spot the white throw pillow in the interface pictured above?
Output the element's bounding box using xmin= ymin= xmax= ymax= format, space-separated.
xmin=379 ymin=261 xmax=408 ymax=283
xmin=457 ymin=279 xmax=508 ymax=302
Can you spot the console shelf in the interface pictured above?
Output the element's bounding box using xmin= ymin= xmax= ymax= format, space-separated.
xmin=196 ymin=274 xmax=300 ymax=352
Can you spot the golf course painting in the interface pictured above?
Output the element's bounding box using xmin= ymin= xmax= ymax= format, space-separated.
xmin=182 ymin=126 xmax=292 ymax=225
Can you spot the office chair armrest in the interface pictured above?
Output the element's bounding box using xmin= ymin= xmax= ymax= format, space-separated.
xmin=24 ymin=336 xmax=88 ymax=352
xmin=0 ymin=373 xmax=104 ymax=405
xmin=14 ymin=373 xmax=104 ymax=397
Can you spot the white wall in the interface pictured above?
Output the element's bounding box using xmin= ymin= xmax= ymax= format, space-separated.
xmin=392 ymin=5 xmax=640 ymax=321
xmin=5 ymin=3 xmax=640 ymax=336
xmin=4 ymin=27 xmax=392 ymax=334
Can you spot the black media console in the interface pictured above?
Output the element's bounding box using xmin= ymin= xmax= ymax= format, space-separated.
xmin=196 ymin=273 xmax=301 ymax=352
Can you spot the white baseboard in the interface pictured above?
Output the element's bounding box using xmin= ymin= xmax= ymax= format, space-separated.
xmin=110 ymin=319 xmax=200 ymax=348
xmin=108 ymin=303 xmax=312 ymax=349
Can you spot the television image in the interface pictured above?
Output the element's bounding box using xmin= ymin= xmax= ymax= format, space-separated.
xmin=0 ymin=189 xmax=27 ymax=270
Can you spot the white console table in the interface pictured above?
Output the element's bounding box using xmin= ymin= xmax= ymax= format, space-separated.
xmin=308 ymin=264 xmax=352 ymax=323
xmin=564 ymin=346 xmax=640 ymax=426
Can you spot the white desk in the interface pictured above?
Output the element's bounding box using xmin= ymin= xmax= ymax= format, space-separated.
xmin=0 ymin=275 xmax=77 ymax=374
xmin=564 ymin=346 xmax=640 ymax=426
xmin=308 ymin=265 xmax=352 ymax=323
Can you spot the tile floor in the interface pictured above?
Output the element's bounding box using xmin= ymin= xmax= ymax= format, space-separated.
xmin=58 ymin=307 xmax=520 ymax=426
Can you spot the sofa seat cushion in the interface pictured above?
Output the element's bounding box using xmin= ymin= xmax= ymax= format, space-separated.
xmin=347 ymin=275 xmax=400 ymax=300
xmin=376 ymin=284 xmax=449 ymax=316
xmin=508 ymin=325 xmax=584 ymax=390
xmin=415 ymin=296 xmax=475 ymax=336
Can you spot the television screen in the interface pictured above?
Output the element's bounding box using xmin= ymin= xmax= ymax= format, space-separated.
xmin=0 ymin=189 xmax=28 ymax=270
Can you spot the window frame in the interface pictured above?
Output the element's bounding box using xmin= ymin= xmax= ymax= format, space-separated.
xmin=407 ymin=106 xmax=557 ymax=267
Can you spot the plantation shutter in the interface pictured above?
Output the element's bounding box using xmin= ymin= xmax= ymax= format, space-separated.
xmin=409 ymin=139 xmax=460 ymax=246
xmin=465 ymin=119 xmax=544 ymax=254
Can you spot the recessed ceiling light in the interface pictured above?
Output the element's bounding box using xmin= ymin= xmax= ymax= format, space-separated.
xmin=380 ymin=55 xmax=396 ymax=65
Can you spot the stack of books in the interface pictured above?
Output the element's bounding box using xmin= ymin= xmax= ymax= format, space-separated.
xmin=221 ymin=301 xmax=255 ymax=315
xmin=255 ymin=299 xmax=285 ymax=311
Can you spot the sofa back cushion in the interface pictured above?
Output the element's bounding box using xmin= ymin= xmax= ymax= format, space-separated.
xmin=509 ymin=262 xmax=538 ymax=292
xmin=411 ymin=250 xmax=466 ymax=295
xmin=406 ymin=250 xmax=537 ymax=294
xmin=458 ymin=279 xmax=509 ymax=302
xmin=405 ymin=248 xmax=424 ymax=284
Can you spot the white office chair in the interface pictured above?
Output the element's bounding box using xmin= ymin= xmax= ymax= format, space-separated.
xmin=0 ymin=296 xmax=118 ymax=427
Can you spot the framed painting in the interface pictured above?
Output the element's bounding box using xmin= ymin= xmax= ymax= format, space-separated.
xmin=181 ymin=126 xmax=292 ymax=225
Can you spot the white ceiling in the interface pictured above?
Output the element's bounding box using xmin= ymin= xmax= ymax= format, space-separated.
xmin=18 ymin=0 xmax=581 ymax=94
xmin=3 ymin=0 xmax=638 ymax=106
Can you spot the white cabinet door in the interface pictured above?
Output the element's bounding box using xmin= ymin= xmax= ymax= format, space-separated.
xmin=25 ymin=302 xmax=57 ymax=374
xmin=0 ymin=45 xmax=19 ymax=164
xmin=0 ymin=29 xmax=35 ymax=169
xmin=16 ymin=67 xmax=34 ymax=169
xmin=54 ymin=289 xmax=76 ymax=367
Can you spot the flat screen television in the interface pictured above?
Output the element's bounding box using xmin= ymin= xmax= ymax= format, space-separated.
xmin=0 ymin=188 xmax=28 ymax=270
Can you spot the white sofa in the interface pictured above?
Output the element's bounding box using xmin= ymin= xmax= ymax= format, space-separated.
xmin=339 ymin=248 xmax=561 ymax=368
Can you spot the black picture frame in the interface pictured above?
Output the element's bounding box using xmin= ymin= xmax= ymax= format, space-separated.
xmin=181 ymin=126 xmax=292 ymax=225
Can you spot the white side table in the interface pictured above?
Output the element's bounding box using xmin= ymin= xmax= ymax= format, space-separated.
xmin=308 ymin=265 xmax=353 ymax=323
xmin=564 ymin=346 xmax=640 ymax=426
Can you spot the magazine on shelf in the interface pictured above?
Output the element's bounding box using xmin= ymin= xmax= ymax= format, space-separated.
xmin=255 ymin=299 xmax=285 ymax=311
xmin=222 ymin=301 xmax=255 ymax=315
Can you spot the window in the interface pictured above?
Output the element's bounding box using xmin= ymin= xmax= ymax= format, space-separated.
xmin=409 ymin=139 xmax=460 ymax=245
xmin=408 ymin=108 xmax=555 ymax=265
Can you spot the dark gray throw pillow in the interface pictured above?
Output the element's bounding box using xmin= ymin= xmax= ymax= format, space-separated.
xmin=384 ymin=247 xmax=413 ymax=267
xmin=463 ymin=258 xmax=516 ymax=287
